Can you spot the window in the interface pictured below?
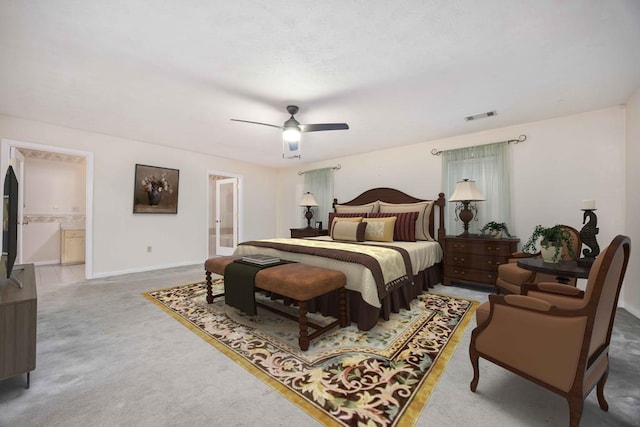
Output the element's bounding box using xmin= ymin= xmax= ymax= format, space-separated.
xmin=303 ymin=168 xmax=334 ymax=229
xmin=442 ymin=142 xmax=511 ymax=235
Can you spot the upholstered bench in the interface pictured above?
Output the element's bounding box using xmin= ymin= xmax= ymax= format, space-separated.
xmin=204 ymin=256 xmax=348 ymax=351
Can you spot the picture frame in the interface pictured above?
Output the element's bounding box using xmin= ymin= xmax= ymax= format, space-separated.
xmin=133 ymin=164 xmax=179 ymax=214
xmin=315 ymin=221 xmax=322 ymax=230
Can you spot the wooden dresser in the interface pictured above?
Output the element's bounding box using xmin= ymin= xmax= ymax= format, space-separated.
xmin=443 ymin=235 xmax=519 ymax=287
xmin=0 ymin=264 xmax=37 ymax=388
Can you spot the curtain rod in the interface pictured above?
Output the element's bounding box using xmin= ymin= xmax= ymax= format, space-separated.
xmin=298 ymin=164 xmax=341 ymax=175
xmin=430 ymin=134 xmax=527 ymax=156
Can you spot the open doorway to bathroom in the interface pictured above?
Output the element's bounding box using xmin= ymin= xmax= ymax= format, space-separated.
xmin=1 ymin=139 xmax=93 ymax=281
xmin=207 ymin=171 xmax=242 ymax=257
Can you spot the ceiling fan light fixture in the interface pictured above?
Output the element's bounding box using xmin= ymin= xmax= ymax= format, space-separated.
xmin=282 ymin=126 xmax=301 ymax=143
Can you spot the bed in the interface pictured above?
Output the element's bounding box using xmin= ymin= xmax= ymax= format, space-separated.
xmin=234 ymin=188 xmax=446 ymax=330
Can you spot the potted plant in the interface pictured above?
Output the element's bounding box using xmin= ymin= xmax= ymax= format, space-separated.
xmin=480 ymin=221 xmax=512 ymax=238
xmin=521 ymin=224 xmax=575 ymax=263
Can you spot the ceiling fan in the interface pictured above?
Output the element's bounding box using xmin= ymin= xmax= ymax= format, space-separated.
xmin=231 ymin=105 xmax=349 ymax=159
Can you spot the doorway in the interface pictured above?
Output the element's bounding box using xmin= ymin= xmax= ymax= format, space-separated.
xmin=207 ymin=172 xmax=242 ymax=257
xmin=1 ymin=139 xmax=94 ymax=279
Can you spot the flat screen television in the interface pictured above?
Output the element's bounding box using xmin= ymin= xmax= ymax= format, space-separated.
xmin=2 ymin=165 xmax=20 ymax=287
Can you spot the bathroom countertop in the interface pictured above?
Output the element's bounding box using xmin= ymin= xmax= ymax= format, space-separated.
xmin=60 ymin=223 xmax=85 ymax=230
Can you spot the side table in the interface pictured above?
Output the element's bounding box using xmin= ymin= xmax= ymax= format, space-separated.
xmin=516 ymin=258 xmax=591 ymax=284
xmin=290 ymin=228 xmax=329 ymax=238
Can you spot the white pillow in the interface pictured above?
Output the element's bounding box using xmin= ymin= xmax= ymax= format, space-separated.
xmin=335 ymin=201 xmax=379 ymax=214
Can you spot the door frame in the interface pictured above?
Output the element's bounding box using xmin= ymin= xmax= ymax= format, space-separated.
xmin=215 ymin=177 xmax=238 ymax=256
xmin=1 ymin=138 xmax=94 ymax=279
xmin=206 ymin=170 xmax=243 ymax=258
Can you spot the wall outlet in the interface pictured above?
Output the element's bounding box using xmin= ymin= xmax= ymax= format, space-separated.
xmin=146 ymin=246 xmax=152 ymax=253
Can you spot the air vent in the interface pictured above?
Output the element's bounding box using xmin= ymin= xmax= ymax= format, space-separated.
xmin=465 ymin=111 xmax=497 ymax=121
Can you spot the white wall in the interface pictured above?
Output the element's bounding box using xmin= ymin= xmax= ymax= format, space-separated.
xmin=0 ymin=114 xmax=279 ymax=277
xmin=277 ymin=107 xmax=631 ymax=310
xmin=24 ymin=156 xmax=86 ymax=214
xmin=624 ymin=88 xmax=640 ymax=317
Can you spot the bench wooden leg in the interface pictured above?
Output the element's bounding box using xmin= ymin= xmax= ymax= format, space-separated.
xmin=298 ymin=301 xmax=310 ymax=351
xmin=206 ymin=271 xmax=214 ymax=304
xmin=338 ymin=287 xmax=348 ymax=328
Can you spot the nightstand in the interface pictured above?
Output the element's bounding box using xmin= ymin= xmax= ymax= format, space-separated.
xmin=443 ymin=235 xmax=519 ymax=287
xmin=290 ymin=228 xmax=329 ymax=238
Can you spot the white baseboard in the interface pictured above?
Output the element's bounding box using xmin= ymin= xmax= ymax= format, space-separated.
xmin=90 ymin=260 xmax=200 ymax=279
xmin=31 ymin=259 xmax=60 ymax=266
xmin=621 ymin=302 xmax=640 ymax=319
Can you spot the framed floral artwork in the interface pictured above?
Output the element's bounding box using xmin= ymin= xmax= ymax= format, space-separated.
xmin=133 ymin=164 xmax=179 ymax=214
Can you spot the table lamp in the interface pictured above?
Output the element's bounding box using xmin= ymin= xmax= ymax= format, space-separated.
xmin=300 ymin=192 xmax=319 ymax=229
xmin=449 ymin=179 xmax=485 ymax=237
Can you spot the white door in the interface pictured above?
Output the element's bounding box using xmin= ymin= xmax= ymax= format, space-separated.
xmin=9 ymin=147 xmax=25 ymax=264
xmin=215 ymin=177 xmax=238 ymax=256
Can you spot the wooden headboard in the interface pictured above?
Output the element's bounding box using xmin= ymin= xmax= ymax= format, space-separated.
xmin=333 ymin=187 xmax=446 ymax=240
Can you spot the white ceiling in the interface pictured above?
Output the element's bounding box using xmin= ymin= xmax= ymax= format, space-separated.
xmin=1 ymin=1 xmax=639 ymax=168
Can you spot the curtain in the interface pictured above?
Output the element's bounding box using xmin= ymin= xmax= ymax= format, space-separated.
xmin=303 ymin=168 xmax=334 ymax=229
xmin=441 ymin=142 xmax=511 ymax=235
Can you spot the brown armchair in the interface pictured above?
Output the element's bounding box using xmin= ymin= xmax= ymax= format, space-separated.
xmin=495 ymin=225 xmax=582 ymax=294
xmin=469 ymin=235 xmax=631 ymax=427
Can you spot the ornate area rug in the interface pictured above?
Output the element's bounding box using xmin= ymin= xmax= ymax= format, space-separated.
xmin=143 ymin=280 xmax=477 ymax=426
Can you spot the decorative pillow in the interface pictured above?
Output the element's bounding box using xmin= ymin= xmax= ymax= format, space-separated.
xmin=369 ymin=212 xmax=419 ymax=241
xmin=379 ymin=201 xmax=435 ymax=241
xmin=328 ymin=213 xmax=364 ymax=232
xmin=334 ymin=201 xmax=379 ymax=214
xmin=331 ymin=221 xmax=367 ymax=242
xmin=362 ymin=217 xmax=397 ymax=242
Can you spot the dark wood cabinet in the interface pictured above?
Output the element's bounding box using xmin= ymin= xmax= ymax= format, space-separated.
xmin=443 ymin=235 xmax=519 ymax=287
xmin=290 ymin=228 xmax=329 ymax=238
xmin=0 ymin=264 xmax=37 ymax=388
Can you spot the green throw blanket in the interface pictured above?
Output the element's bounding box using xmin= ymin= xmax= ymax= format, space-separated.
xmin=224 ymin=260 xmax=292 ymax=315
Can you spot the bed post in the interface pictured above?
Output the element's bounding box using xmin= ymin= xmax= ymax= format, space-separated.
xmin=436 ymin=192 xmax=446 ymax=241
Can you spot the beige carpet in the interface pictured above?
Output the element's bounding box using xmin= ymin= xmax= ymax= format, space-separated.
xmin=143 ymin=279 xmax=477 ymax=426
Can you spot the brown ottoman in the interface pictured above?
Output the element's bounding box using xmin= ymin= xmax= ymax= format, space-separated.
xmin=204 ymin=256 xmax=348 ymax=350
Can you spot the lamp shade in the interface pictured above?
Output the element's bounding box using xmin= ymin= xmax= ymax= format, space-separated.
xmin=299 ymin=192 xmax=318 ymax=207
xmin=449 ymin=179 xmax=486 ymax=202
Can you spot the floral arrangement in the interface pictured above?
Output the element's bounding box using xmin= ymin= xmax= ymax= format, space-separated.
xmin=141 ymin=173 xmax=173 ymax=194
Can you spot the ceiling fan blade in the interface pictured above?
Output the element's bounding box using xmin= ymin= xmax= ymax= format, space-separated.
xmin=230 ymin=119 xmax=282 ymax=129
xmin=302 ymin=123 xmax=349 ymax=132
